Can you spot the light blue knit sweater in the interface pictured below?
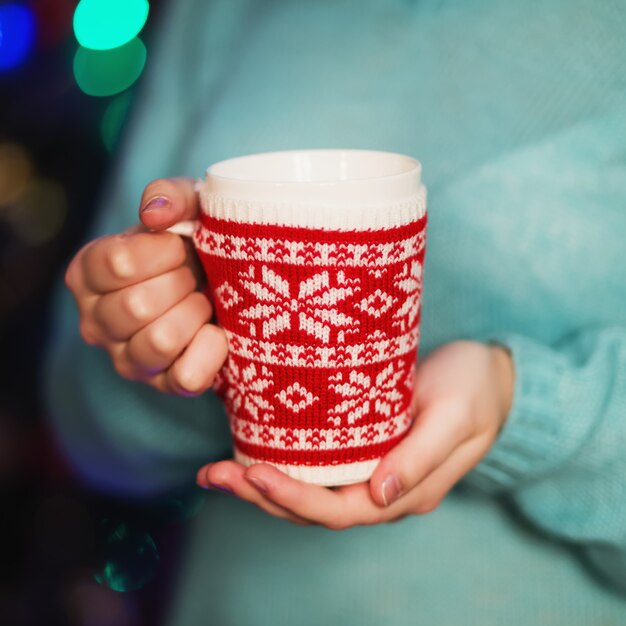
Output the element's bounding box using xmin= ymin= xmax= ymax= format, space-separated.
xmin=46 ymin=1 xmax=626 ymax=623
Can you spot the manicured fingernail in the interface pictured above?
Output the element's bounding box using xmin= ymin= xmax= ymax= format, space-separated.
xmin=209 ymin=483 xmax=234 ymax=495
xmin=246 ymin=476 xmax=269 ymax=496
xmin=381 ymin=474 xmax=403 ymax=507
xmin=141 ymin=196 xmax=171 ymax=213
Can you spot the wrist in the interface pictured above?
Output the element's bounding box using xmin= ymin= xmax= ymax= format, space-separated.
xmin=488 ymin=344 xmax=515 ymax=427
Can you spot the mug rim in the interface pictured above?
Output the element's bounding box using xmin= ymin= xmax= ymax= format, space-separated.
xmin=206 ymin=149 xmax=422 ymax=186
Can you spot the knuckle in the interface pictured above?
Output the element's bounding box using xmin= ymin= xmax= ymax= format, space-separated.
xmin=173 ymin=369 xmax=206 ymax=394
xmin=323 ymin=516 xmax=349 ymax=532
xmin=148 ymin=375 xmax=172 ymax=395
xmin=111 ymin=356 xmax=136 ymax=381
xmin=79 ymin=321 xmax=99 ymax=346
xmin=64 ymin=261 xmax=80 ymax=292
xmin=415 ymin=494 xmax=443 ymax=515
xmin=123 ymin=288 xmax=151 ymax=322
xmin=106 ymin=243 xmax=134 ymax=279
xmin=367 ymin=511 xmax=387 ymax=526
xmin=147 ymin=324 xmax=179 ymax=358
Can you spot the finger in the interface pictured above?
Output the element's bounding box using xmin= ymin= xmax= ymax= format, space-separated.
xmin=404 ymin=435 xmax=490 ymax=515
xmin=126 ymin=291 xmax=212 ymax=373
xmin=167 ymin=323 xmax=228 ymax=395
xmin=369 ymin=402 xmax=474 ymax=507
xmin=82 ymin=231 xmax=188 ymax=294
xmin=199 ymin=462 xmax=310 ymax=525
xmin=65 ymin=240 xmax=97 ymax=298
xmin=65 ymin=226 xmax=144 ymax=298
xmin=243 ymin=465 xmax=385 ymax=529
xmin=139 ymin=177 xmax=200 ymax=231
xmin=93 ymin=265 xmax=197 ymax=341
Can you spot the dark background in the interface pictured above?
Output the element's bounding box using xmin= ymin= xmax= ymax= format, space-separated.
xmin=0 ymin=2 xmax=201 ymax=624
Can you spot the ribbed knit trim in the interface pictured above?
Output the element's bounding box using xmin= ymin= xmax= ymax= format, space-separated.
xmin=234 ymin=449 xmax=382 ymax=486
xmin=197 ymin=183 xmax=427 ymax=230
xmin=467 ymin=334 xmax=568 ymax=492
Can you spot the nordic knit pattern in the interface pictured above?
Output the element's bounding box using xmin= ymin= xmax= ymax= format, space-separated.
xmin=194 ymin=202 xmax=427 ymax=485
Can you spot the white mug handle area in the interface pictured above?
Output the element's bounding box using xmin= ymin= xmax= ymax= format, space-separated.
xmin=166 ymin=220 xmax=199 ymax=238
xmin=164 ymin=177 xmax=203 ymax=238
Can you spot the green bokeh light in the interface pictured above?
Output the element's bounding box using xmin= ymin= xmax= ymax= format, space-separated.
xmin=74 ymin=37 xmax=146 ymax=97
xmin=73 ymin=0 xmax=149 ymax=51
xmin=101 ymin=92 xmax=134 ymax=152
xmin=94 ymin=521 xmax=160 ymax=592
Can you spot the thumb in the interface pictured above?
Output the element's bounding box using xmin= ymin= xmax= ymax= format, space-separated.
xmin=139 ymin=177 xmax=200 ymax=231
xmin=369 ymin=402 xmax=470 ymax=507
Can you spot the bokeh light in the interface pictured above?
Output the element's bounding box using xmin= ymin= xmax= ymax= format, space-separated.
xmin=73 ymin=37 xmax=146 ymax=97
xmin=0 ymin=3 xmax=36 ymax=72
xmin=0 ymin=143 xmax=33 ymax=206
xmin=73 ymin=0 xmax=149 ymax=51
xmin=101 ymin=91 xmax=134 ymax=152
xmin=7 ymin=178 xmax=68 ymax=246
xmin=95 ymin=520 xmax=160 ymax=592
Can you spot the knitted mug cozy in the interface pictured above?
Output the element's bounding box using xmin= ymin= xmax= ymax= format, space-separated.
xmin=194 ymin=175 xmax=427 ymax=486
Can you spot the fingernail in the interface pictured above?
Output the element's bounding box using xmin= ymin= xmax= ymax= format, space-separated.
xmin=209 ymin=483 xmax=234 ymax=495
xmin=381 ymin=474 xmax=403 ymax=507
xmin=141 ymin=196 xmax=171 ymax=213
xmin=246 ymin=476 xmax=269 ymax=496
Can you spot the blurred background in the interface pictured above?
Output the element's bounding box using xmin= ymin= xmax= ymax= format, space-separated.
xmin=1 ymin=2 xmax=204 ymax=624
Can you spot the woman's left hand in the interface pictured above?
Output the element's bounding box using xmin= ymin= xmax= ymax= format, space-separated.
xmin=196 ymin=340 xmax=515 ymax=528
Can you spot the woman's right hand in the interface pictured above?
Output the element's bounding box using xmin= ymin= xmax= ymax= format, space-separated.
xmin=65 ymin=177 xmax=228 ymax=395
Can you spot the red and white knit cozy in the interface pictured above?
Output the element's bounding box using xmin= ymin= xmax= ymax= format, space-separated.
xmin=194 ymin=187 xmax=427 ymax=485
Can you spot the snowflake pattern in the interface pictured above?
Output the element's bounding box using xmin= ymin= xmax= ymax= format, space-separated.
xmin=237 ymin=265 xmax=361 ymax=343
xmin=194 ymin=213 xmax=427 ymax=482
xmin=392 ymin=261 xmax=423 ymax=332
xmin=221 ymin=358 xmax=275 ymax=423
xmin=327 ymin=360 xmax=406 ymax=425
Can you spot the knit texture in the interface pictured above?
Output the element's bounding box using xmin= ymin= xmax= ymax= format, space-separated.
xmin=195 ymin=203 xmax=427 ymax=485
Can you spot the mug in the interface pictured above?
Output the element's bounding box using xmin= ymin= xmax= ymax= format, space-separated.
xmin=173 ymin=149 xmax=427 ymax=486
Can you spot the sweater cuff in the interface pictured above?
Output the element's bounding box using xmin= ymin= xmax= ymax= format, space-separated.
xmin=466 ymin=333 xmax=571 ymax=493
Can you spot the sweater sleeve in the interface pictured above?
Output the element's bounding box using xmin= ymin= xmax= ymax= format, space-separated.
xmin=466 ymin=327 xmax=626 ymax=592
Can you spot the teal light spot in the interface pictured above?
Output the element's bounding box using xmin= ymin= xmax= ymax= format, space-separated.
xmin=101 ymin=91 xmax=134 ymax=151
xmin=73 ymin=37 xmax=146 ymax=97
xmin=73 ymin=0 xmax=149 ymax=51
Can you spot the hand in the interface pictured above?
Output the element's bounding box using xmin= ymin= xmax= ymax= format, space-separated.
xmin=65 ymin=177 xmax=228 ymax=395
xmin=196 ymin=341 xmax=514 ymax=527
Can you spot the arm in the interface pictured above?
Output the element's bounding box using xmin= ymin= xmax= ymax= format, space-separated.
xmin=467 ymin=327 xmax=626 ymax=592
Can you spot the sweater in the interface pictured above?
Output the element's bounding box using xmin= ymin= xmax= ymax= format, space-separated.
xmin=45 ymin=0 xmax=626 ymax=623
